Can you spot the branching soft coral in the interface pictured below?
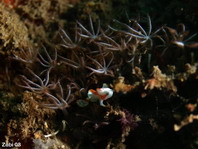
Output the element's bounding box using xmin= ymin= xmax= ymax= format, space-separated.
xmin=19 ymin=69 xmax=74 ymax=111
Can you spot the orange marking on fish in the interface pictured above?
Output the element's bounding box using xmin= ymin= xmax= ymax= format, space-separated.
xmin=89 ymin=89 xmax=97 ymax=94
xmin=89 ymin=88 xmax=108 ymax=100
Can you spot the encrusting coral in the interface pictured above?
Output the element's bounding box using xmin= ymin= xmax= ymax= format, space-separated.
xmin=0 ymin=4 xmax=32 ymax=54
xmin=144 ymin=66 xmax=177 ymax=92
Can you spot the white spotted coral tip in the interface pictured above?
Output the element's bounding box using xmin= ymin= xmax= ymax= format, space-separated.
xmin=88 ymin=87 xmax=113 ymax=107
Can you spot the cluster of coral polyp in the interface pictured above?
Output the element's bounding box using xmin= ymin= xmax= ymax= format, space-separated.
xmin=2 ymin=12 xmax=198 ymax=148
xmin=15 ymin=15 xmax=197 ymax=109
